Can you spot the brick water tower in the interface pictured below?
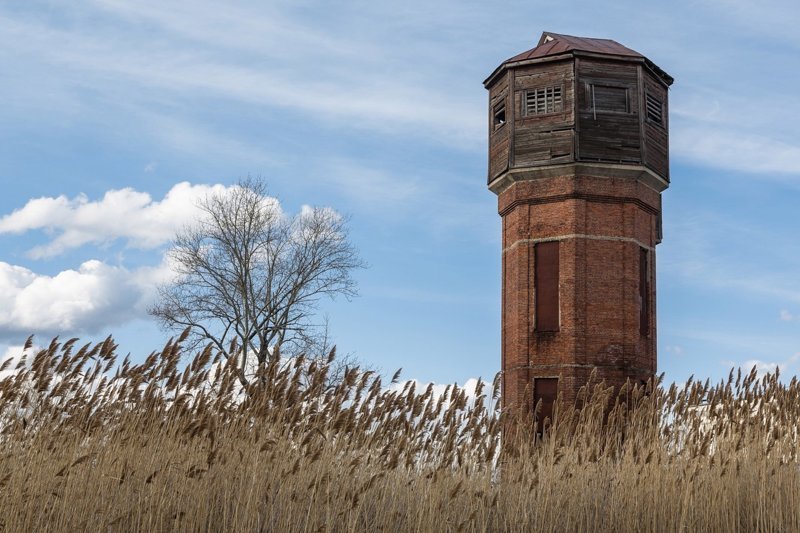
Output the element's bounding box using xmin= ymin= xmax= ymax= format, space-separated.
xmin=485 ymin=32 xmax=673 ymax=423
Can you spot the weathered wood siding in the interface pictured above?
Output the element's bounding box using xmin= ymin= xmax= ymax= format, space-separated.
xmin=642 ymin=71 xmax=669 ymax=180
xmin=488 ymin=73 xmax=510 ymax=182
xmin=511 ymin=60 xmax=575 ymax=168
xmin=576 ymin=58 xmax=642 ymax=164
xmin=489 ymin=55 xmax=669 ymax=184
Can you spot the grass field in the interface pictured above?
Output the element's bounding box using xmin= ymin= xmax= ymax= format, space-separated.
xmin=1 ymin=335 xmax=799 ymax=532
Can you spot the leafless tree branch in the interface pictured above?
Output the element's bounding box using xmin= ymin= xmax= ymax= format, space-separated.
xmin=148 ymin=178 xmax=364 ymax=387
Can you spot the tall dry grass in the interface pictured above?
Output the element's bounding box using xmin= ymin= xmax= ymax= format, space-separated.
xmin=1 ymin=334 xmax=799 ymax=532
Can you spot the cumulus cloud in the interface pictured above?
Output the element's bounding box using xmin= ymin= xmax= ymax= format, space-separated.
xmin=0 ymin=182 xmax=301 ymax=339
xmin=0 ymin=343 xmax=40 ymax=380
xmin=0 ymin=182 xmax=235 ymax=258
xmin=388 ymin=377 xmax=494 ymax=410
xmin=0 ymin=259 xmax=172 ymax=341
xmin=739 ymin=353 xmax=800 ymax=379
xmin=780 ymin=310 xmax=795 ymax=322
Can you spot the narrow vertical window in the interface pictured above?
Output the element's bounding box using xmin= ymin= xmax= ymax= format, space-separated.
xmin=639 ymin=247 xmax=650 ymax=336
xmin=535 ymin=241 xmax=559 ymax=332
xmin=493 ymin=101 xmax=506 ymax=130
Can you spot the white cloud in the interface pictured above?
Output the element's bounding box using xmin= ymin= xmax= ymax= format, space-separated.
xmin=388 ymin=377 xmax=491 ymax=409
xmin=6 ymin=0 xmax=800 ymax=176
xmin=0 ymin=182 xmax=234 ymax=258
xmin=0 ymin=343 xmax=40 ymax=380
xmin=664 ymin=345 xmax=684 ymax=356
xmin=738 ymin=353 xmax=800 ymax=379
xmin=141 ymin=114 xmax=286 ymax=165
xmin=741 ymin=359 xmax=780 ymax=378
xmin=662 ymin=212 xmax=800 ymax=305
xmin=0 ymin=259 xmax=171 ymax=340
xmin=323 ymin=159 xmax=421 ymax=209
xmin=702 ymin=0 xmax=800 ymax=48
xmin=0 ymin=7 xmax=484 ymax=149
xmin=780 ymin=310 xmax=794 ymax=322
xmin=672 ymin=125 xmax=800 ymax=177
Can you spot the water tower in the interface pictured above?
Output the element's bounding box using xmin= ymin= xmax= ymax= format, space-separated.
xmin=485 ymin=32 xmax=673 ymax=425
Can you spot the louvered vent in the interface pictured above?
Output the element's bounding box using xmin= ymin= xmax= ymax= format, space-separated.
xmin=645 ymin=92 xmax=663 ymax=124
xmin=524 ymin=86 xmax=563 ymax=116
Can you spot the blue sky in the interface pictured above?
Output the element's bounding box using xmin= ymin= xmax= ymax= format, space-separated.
xmin=1 ymin=0 xmax=799 ymax=387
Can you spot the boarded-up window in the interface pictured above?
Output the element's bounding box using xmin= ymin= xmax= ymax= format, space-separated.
xmin=645 ymin=92 xmax=663 ymax=124
xmin=591 ymin=84 xmax=628 ymax=113
xmin=523 ymin=86 xmax=563 ymax=116
xmin=535 ymin=241 xmax=559 ymax=332
xmin=639 ymin=248 xmax=650 ymax=336
xmin=533 ymin=378 xmax=558 ymax=434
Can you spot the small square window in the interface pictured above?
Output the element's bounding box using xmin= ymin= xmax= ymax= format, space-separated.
xmin=493 ymin=102 xmax=506 ymax=130
xmin=523 ymin=86 xmax=563 ymax=116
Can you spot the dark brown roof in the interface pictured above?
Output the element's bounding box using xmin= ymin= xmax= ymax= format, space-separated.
xmin=485 ymin=32 xmax=673 ymax=87
xmin=506 ymin=32 xmax=642 ymax=62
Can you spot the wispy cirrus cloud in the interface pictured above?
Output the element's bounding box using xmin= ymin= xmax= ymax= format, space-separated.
xmin=662 ymin=210 xmax=800 ymax=304
xmin=0 ymin=4 xmax=484 ymax=149
xmin=672 ymin=124 xmax=800 ymax=178
xmin=4 ymin=0 xmax=800 ymax=180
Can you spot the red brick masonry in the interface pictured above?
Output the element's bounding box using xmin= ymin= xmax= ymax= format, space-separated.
xmin=498 ymin=166 xmax=663 ymax=410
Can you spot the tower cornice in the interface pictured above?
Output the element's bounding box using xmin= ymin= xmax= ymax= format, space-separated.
xmin=488 ymin=162 xmax=669 ymax=196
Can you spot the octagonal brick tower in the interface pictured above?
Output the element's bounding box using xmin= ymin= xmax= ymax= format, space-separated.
xmin=485 ymin=32 xmax=673 ymax=423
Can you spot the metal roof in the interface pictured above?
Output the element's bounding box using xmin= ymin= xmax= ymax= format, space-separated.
xmin=485 ymin=32 xmax=674 ymax=87
xmin=506 ymin=32 xmax=643 ymax=63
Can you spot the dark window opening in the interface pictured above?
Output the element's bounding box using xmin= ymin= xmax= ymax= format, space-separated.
xmin=493 ymin=102 xmax=506 ymax=130
xmin=591 ymin=84 xmax=629 ymax=114
xmin=639 ymin=247 xmax=650 ymax=336
xmin=535 ymin=241 xmax=560 ymax=332
xmin=524 ymin=86 xmax=563 ymax=116
xmin=646 ymin=92 xmax=663 ymax=124
xmin=533 ymin=378 xmax=558 ymax=435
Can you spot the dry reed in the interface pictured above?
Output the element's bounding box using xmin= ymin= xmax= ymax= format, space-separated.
xmin=1 ymin=335 xmax=799 ymax=532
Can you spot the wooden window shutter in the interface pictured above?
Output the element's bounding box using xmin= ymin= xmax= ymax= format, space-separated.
xmin=535 ymin=241 xmax=560 ymax=332
xmin=592 ymin=85 xmax=628 ymax=113
xmin=639 ymin=247 xmax=650 ymax=336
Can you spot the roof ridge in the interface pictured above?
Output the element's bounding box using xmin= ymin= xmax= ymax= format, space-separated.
xmin=485 ymin=31 xmax=673 ymax=88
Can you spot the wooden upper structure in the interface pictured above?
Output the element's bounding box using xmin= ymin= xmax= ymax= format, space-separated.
xmin=485 ymin=32 xmax=673 ymax=196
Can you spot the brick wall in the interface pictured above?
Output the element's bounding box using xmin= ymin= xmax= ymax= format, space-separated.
xmin=499 ymin=169 xmax=661 ymax=411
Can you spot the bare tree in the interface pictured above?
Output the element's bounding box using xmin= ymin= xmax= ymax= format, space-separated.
xmin=149 ymin=178 xmax=363 ymax=386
